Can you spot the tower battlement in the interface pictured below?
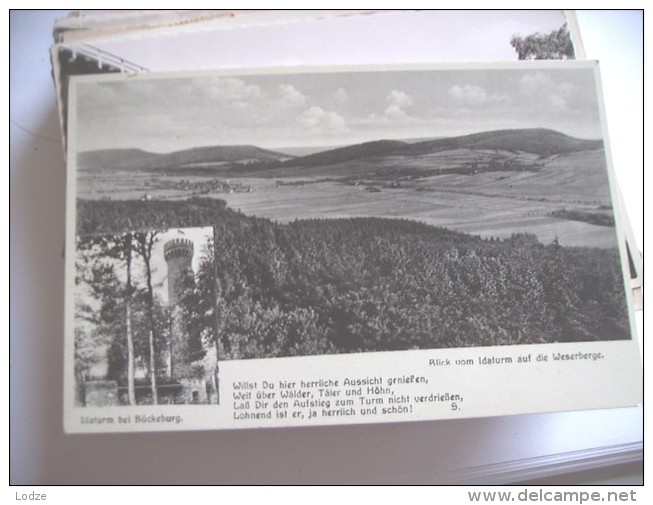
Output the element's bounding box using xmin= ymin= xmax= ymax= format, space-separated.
xmin=164 ymin=238 xmax=194 ymax=306
xmin=160 ymin=232 xmax=217 ymax=403
xmin=164 ymin=238 xmax=194 ymax=262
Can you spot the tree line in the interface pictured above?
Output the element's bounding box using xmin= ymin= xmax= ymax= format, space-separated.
xmin=75 ymin=198 xmax=631 ymax=380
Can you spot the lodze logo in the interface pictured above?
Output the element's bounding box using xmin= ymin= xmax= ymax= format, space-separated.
xmin=15 ymin=492 xmax=46 ymax=501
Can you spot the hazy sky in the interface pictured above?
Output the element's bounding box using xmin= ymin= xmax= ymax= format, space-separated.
xmin=74 ymin=64 xmax=603 ymax=153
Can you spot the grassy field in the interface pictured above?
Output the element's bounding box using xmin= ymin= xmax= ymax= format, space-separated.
xmin=218 ymin=178 xmax=616 ymax=248
xmin=77 ymin=148 xmax=618 ymax=249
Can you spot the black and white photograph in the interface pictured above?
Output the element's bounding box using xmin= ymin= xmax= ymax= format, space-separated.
xmin=64 ymin=62 xmax=641 ymax=431
xmin=72 ymin=63 xmax=631 ymax=353
xmin=74 ymin=226 xmax=218 ymax=406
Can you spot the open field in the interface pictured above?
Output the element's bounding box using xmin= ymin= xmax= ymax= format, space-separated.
xmin=220 ymin=178 xmax=616 ymax=248
xmin=77 ymin=148 xmax=618 ymax=249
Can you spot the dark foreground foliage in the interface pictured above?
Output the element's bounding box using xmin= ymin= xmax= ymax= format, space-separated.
xmin=77 ymin=198 xmax=631 ymax=359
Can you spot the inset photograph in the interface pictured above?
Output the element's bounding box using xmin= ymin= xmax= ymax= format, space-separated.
xmin=70 ymin=64 xmax=632 ymax=367
xmin=74 ymin=226 xmax=218 ymax=406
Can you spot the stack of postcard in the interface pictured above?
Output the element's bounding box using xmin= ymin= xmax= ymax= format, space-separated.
xmin=52 ymin=10 xmax=642 ymax=434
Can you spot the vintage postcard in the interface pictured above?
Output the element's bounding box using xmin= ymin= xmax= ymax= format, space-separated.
xmin=64 ymin=62 xmax=641 ymax=433
xmin=50 ymin=9 xmax=642 ymax=295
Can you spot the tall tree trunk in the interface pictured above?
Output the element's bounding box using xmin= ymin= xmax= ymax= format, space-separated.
xmin=148 ymin=326 xmax=157 ymax=404
xmin=125 ymin=234 xmax=136 ymax=406
xmin=212 ymin=231 xmax=221 ymax=404
xmin=145 ymin=267 xmax=158 ymax=404
xmin=138 ymin=232 xmax=159 ymax=405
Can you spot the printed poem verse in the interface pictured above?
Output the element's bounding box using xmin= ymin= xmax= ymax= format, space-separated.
xmin=229 ymin=348 xmax=607 ymax=425
xmin=231 ymin=375 xmax=463 ymax=423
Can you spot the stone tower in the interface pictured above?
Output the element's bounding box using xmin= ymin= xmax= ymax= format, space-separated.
xmin=164 ymin=238 xmax=194 ymax=382
xmin=164 ymin=238 xmax=194 ymax=305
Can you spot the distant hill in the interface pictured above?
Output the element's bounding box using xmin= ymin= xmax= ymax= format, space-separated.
xmin=77 ymin=148 xmax=160 ymax=170
xmin=161 ymin=145 xmax=292 ymax=168
xmin=77 ymin=129 xmax=602 ymax=174
xmin=282 ymin=129 xmax=602 ymax=169
xmin=77 ymin=145 xmax=291 ymax=171
xmin=282 ymin=140 xmax=409 ymax=167
xmin=408 ymin=129 xmax=603 ymax=157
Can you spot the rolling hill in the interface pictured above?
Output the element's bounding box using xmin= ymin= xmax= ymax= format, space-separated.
xmin=77 ymin=128 xmax=602 ymax=176
xmin=281 ymin=128 xmax=602 ymax=169
xmin=77 ymin=145 xmax=292 ymax=171
xmin=409 ymin=128 xmax=602 ymax=156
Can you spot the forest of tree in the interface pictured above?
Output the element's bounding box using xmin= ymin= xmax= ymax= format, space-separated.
xmin=75 ymin=198 xmax=631 ymax=375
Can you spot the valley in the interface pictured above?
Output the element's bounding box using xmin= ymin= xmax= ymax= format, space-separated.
xmin=76 ymin=128 xmax=619 ymax=249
